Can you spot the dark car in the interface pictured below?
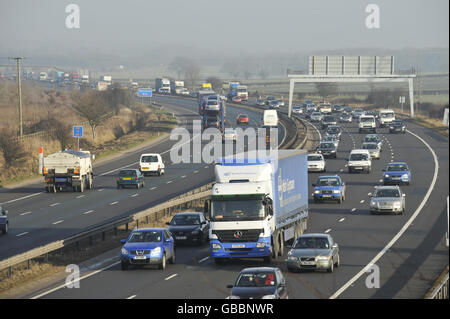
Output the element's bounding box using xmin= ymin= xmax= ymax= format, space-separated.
xmin=166 ymin=212 xmax=209 ymax=245
xmin=0 ymin=205 xmax=8 ymax=234
xmin=227 ymin=267 xmax=288 ymax=299
xmin=325 ymin=125 xmax=342 ymax=140
xmin=321 ymin=116 xmax=337 ymax=130
xmin=343 ymin=106 xmax=353 ymax=113
xmin=365 ymin=110 xmax=378 ymax=118
xmin=117 ymin=169 xmax=145 ymax=189
xmin=332 ymin=105 xmax=344 ymax=113
xmin=316 ymin=142 xmax=337 ymax=158
xmin=389 ymin=120 xmax=406 ymax=134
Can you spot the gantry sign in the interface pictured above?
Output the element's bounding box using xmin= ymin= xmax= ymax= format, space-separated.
xmin=287 ymin=56 xmax=417 ymax=118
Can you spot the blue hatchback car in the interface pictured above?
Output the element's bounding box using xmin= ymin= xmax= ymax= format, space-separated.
xmin=120 ymin=228 xmax=175 ymax=270
xmin=312 ymin=176 xmax=346 ymax=203
xmin=383 ymin=162 xmax=411 ymax=185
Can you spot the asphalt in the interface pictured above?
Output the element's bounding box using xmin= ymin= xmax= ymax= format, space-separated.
xmin=30 ymin=102 xmax=449 ymax=299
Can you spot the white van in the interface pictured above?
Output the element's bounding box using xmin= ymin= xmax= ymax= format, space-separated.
xmin=263 ymin=109 xmax=278 ymax=127
xmin=359 ymin=115 xmax=376 ymax=133
xmin=378 ymin=109 xmax=396 ymax=127
xmin=347 ymin=149 xmax=372 ymax=174
xmin=139 ymin=153 xmax=165 ymax=176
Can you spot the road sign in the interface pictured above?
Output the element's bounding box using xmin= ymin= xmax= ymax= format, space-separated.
xmin=137 ymin=88 xmax=152 ymax=97
xmin=399 ymin=96 xmax=406 ymax=103
xmin=73 ymin=126 xmax=83 ymax=138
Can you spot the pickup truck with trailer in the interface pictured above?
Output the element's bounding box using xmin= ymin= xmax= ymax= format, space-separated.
xmin=205 ymin=150 xmax=309 ymax=264
xmin=43 ymin=150 xmax=94 ymax=193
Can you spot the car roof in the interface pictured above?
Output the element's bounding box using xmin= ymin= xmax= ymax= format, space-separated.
xmin=297 ymin=233 xmax=331 ymax=238
xmin=350 ymin=149 xmax=370 ymax=153
xmin=132 ymin=228 xmax=166 ymax=232
xmin=375 ymin=185 xmax=400 ymax=190
xmin=388 ymin=162 xmax=408 ymax=165
xmin=308 ymin=153 xmax=324 ymax=156
xmin=318 ymin=175 xmax=341 ymax=179
xmin=141 ymin=153 xmax=160 ymax=157
xmin=240 ymin=267 xmax=279 ymax=273
xmin=173 ymin=212 xmax=203 ymax=216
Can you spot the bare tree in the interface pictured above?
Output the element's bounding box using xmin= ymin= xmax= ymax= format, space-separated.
xmin=258 ymin=69 xmax=268 ymax=80
xmin=0 ymin=130 xmax=26 ymax=168
xmin=205 ymin=76 xmax=222 ymax=92
xmin=315 ymin=82 xmax=338 ymax=100
xmin=221 ymin=60 xmax=240 ymax=78
xmin=184 ymin=59 xmax=201 ymax=90
xmin=168 ymin=56 xmax=187 ymax=79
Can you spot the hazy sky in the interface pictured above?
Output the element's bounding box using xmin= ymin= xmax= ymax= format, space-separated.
xmin=0 ymin=0 xmax=448 ymax=59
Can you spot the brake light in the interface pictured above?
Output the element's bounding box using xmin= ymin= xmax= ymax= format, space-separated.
xmin=117 ymin=176 xmax=119 ymax=181
xmin=158 ymin=165 xmax=160 ymax=170
xmin=135 ymin=177 xmax=138 ymax=181
xmin=43 ymin=166 xmax=47 ymax=174
xmin=74 ymin=166 xmax=80 ymax=174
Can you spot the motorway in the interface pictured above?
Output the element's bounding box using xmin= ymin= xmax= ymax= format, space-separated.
xmin=26 ymin=97 xmax=449 ymax=299
xmin=0 ymin=96 xmax=285 ymax=260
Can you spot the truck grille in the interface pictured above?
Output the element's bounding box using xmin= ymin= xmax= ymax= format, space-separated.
xmin=213 ymin=229 xmax=263 ymax=243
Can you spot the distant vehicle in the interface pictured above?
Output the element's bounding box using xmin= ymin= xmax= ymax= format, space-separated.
xmin=236 ymin=114 xmax=249 ymax=125
xmin=321 ymin=135 xmax=339 ymax=149
xmin=39 ymin=72 xmax=48 ymax=81
xmin=97 ymin=81 xmax=108 ymax=91
xmin=361 ymin=142 xmax=381 ymax=160
xmin=232 ymin=96 xmax=242 ymax=103
xmin=206 ymin=98 xmax=220 ymax=112
xmin=170 ymin=80 xmax=184 ymax=95
xmin=202 ymin=83 xmax=213 ymax=90
xmin=316 ymin=142 xmax=337 ymax=159
xmin=389 ymin=120 xmax=406 ymax=134
xmin=120 ymin=228 xmax=175 ymax=270
xmin=307 ymin=153 xmax=326 ymax=172
xmin=347 ymin=149 xmax=371 ymax=173
xmin=339 ymin=112 xmax=352 ymax=123
xmin=312 ymin=175 xmax=346 ymax=204
xmin=117 ymin=169 xmax=145 ymax=189
xmin=265 ymin=96 xmax=276 ymax=105
xmin=332 ymin=105 xmax=344 ymax=113
xmin=43 ymin=150 xmax=94 ymax=193
xmin=359 ymin=115 xmax=377 ymax=133
xmin=305 ymin=108 xmax=315 ymax=119
xmin=325 ymin=125 xmax=341 ymax=140
xmin=318 ymin=104 xmax=332 ymax=114
xmin=100 ymin=75 xmax=112 ymax=83
xmin=227 ymin=267 xmax=288 ymax=299
xmin=369 ymin=186 xmax=406 ymax=215
xmin=321 ymin=115 xmax=337 ymax=130
xmin=268 ymin=100 xmax=280 ymax=109
xmin=236 ymin=85 xmax=248 ymax=102
xmin=255 ymin=99 xmax=265 ymax=106
xmin=292 ymin=105 xmax=303 ymax=114
xmin=139 ymin=153 xmax=165 ymax=176
xmin=343 ymin=106 xmax=353 ymax=113
xmin=364 ymin=134 xmax=383 ymax=151
xmin=277 ymin=100 xmax=285 ymax=107
xmin=263 ymin=109 xmax=278 ymax=127
xmin=155 ymin=78 xmax=170 ymax=94
xmin=166 ymin=212 xmax=209 ymax=245
xmin=352 ymin=108 xmax=364 ymax=119
xmin=383 ymin=162 xmax=411 ymax=185
xmin=0 ymin=205 xmax=8 ymax=235
xmin=310 ymin=112 xmax=323 ymax=122
xmin=306 ymin=104 xmax=316 ymax=112
xmin=287 ymin=234 xmax=340 ymax=273
xmin=378 ymin=109 xmax=396 ymax=127
xmin=180 ymin=88 xmax=190 ymax=96
xmin=364 ymin=110 xmax=378 ymax=118
xmin=222 ymin=128 xmax=238 ymax=143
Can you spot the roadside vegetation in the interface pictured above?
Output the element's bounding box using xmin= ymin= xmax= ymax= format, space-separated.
xmin=0 ymin=81 xmax=176 ymax=187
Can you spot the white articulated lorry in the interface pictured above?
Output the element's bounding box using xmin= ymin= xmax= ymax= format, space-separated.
xmin=43 ymin=150 xmax=94 ymax=193
xmin=205 ymin=150 xmax=309 ymax=264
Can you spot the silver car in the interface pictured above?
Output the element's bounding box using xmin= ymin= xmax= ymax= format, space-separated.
xmin=321 ymin=135 xmax=339 ymax=149
xmin=310 ymin=112 xmax=322 ymax=122
xmin=369 ymin=186 xmax=406 ymax=215
xmin=361 ymin=142 xmax=381 ymax=159
xmin=287 ymin=234 xmax=340 ymax=273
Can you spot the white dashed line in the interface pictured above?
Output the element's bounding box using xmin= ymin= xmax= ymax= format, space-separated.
xmin=150 ymin=187 xmax=157 ymax=190
xmin=76 ymin=195 xmax=85 ymax=199
xmin=167 ymin=180 xmax=173 ymax=184
xmin=324 ymin=228 xmax=332 ymax=233
xmin=351 ymin=208 xmax=357 ymax=212
xmin=164 ymin=274 xmax=178 ymax=281
xmin=98 ymin=188 xmax=105 ymax=192
xmin=49 ymin=203 xmax=60 ymax=207
xmin=338 ymin=218 xmax=345 ymax=223
xmin=83 ymin=210 xmax=94 ymax=215
xmin=193 ymin=170 xmax=199 ymax=174
xmin=198 ymin=256 xmax=210 ymax=263
xmin=360 ymin=200 xmax=365 ymax=204
xmin=131 ymin=194 xmax=139 ymax=197
xmin=16 ymin=232 xmax=29 ymax=237
xmin=52 ymin=220 xmax=64 ymax=225
xmin=20 ymin=211 xmax=32 ymax=216
xmin=110 ymin=201 xmax=119 ymax=206
xmin=181 ymin=175 xmax=186 ymax=178
xmin=126 ymin=295 xmax=137 ymax=299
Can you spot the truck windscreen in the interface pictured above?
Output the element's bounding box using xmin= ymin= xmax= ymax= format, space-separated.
xmin=211 ymin=198 xmax=265 ymax=221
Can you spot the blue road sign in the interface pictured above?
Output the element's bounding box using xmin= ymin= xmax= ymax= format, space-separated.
xmin=137 ymin=88 xmax=152 ymax=97
xmin=73 ymin=126 xmax=83 ymax=138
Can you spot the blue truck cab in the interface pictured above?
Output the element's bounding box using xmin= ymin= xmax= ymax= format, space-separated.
xmin=312 ymin=175 xmax=346 ymax=203
xmin=120 ymin=228 xmax=175 ymax=270
xmin=383 ymin=162 xmax=411 ymax=185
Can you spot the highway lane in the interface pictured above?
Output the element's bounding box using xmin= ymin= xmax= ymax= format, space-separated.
xmin=0 ymin=97 xmax=284 ymax=260
xmin=36 ymin=110 xmax=448 ymax=299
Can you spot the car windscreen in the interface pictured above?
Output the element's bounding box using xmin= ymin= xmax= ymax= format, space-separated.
xmin=380 ymin=112 xmax=395 ymax=118
xmin=350 ymin=153 xmax=368 ymax=161
xmin=294 ymin=237 xmax=330 ymax=249
xmin=387 ymin=164 xmax=408 ymax=171
xmin=317 ymin=178 xmax=340 ymax=186
xmin=391 ymin=120 xmax=403 ymax=125
xmin=322 ymin=136 xmax=336 ymax=141
xmin=327 ymin=127 xmax=340 ymax=133
xmin=319 ymin=143 xmax=334 ymax=149
xmin=170 ymin=215 xmax=200 ymax=225
xmin=207 ymin=101 xmax=218 ymax=105
xmin=128 ymin=231 xmax=162 ymax=243
xmin=364 ymin=137 xmax=379 ymax=143
xmin=362 ymin=144 xmax=377 ymax=149
xmin=235 ymin=272 xmax=276 ymax=287
xmin=308 ymin=155 xmax=323 ymax=161
xmin=323 ymin=117 xmax=335 ymax=122
xmin=360 ymin=117 xmax=374 ymax=122
xmin=141 ymin=156 xmax=158 ymax=163
xmin=119 ymin=170 xmax=136 ymax=177
xmin=374 ymin=189 xmax=400 ymax=198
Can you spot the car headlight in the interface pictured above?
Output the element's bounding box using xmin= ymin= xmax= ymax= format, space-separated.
xmin=385 ymin=174 xmax=390 ymax=178
xmin=121 ymin=248 xmax=128 ymax=255
xmin=288 ymin=256 xmax=298 ymax=261
xmin=314 ymin=190 xmax=320 ymax=194
xmin=393 ymin=202 xmax=402 ymax=208
xmin=333 ymin=190 xmax=341 ymax=194
xmin=370 ymin=200 xmax=377 ymax=207
xmin=316 ymin=255 xmax=331 ymax=260
xmin=150 ymin=247 xmax=161 ymax=256
xmin=256 ymin=242 xmax=266 ymax=248
xmin=262 ymin=295 xmax=277 ymax=299
xmin=402 ymin=174 xmax=409 ymax=180
xmin=212 ymin=243 xmax=221 ymax=249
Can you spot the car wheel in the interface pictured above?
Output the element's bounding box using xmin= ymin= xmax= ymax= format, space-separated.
xmin=169 ymin=252 xmax=176 ymax=264
xmin=335 ymin=254 xmax=340 ymax=267
xmin=159 ymin=253 xmax=166 ymax=270
xmin=338 ymin=197 xmax=342 ymax=204
xmin=136 ymin=183 xmax=140 ymax=189
xmin=121 ymin=261 xmax=128 ymax=271
xmin=327 ymin=260 xmax=334 ymax=273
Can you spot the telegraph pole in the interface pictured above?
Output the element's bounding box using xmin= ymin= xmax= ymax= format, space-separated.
xmin=11 ymin=57 xmax=24 ymax=136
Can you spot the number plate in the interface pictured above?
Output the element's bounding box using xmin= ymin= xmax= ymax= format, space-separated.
xmin=354 ymin=167 xmax=362 ymax=170
xmin=134 ymin=256 xmax=146 ymax=260
xmin=300 ymin=261 xmax=315 ymax=266
xmin=176 ymin=236 xmax=187 ymax=240
xmin=122 ymin=178 xmax=131 ymax=180
xmin=322 ymin=195 xmax=331 ymax=198
xmin=142 ymin=167 xmax=149 ymax=170
xmin=232 ymin=244 xmax=245 ymax=248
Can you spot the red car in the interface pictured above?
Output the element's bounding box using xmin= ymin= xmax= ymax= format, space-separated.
xmin=236 ymin=114 xmax=249 ymax=125
xmin=232 ymin=96 xmax=242 ymax=103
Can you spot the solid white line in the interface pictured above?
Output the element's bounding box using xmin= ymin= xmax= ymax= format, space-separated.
xmin=198 ymin=256 xmax=210 ymax=263
xmin=49 ymin=203 xmax=60 ymax=207
xmin=52 ymin=220 xmax=64 ymax=225
xmin=110 ymin=201 xmax=119 ymax=205
xmin=193 ymin=170 xmax=199 ymax=174
xmin=330 ymin=128 xmax=440 ymax=299
xmin=0 ymin=192 xmax=43 ymax=205
xmin=126 ymin=295 xmax=137 ymax=299
xmin=31 ymin=261 xmax=121 ymax=299
xmin=16 ymin=232 xmax=29 ymax=237
xmin=83 ymin=210 xmax=94 ymax=215
xmin=20 ymin=211 xmax=32 ymax=216
xmin=164 ymin=274 xmax=178 ymax=281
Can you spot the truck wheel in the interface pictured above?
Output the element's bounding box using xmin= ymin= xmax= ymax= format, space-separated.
xmin=51 ymin=185 xmax=56 ymax=193
xmin=87 ymin=175 xmax=93 ymax=190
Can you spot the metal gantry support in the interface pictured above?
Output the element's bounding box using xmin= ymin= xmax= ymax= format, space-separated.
xmin=287 ymin=74 xmax=416 ymax=118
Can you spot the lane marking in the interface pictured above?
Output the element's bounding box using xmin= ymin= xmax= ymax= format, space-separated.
xmin=83 ymin=210 xmax=94 ymax=215
xmin=193 ymin=170 xmax=199 ymax=174
xmin=164 ymin=274 xmax=178 ymax=281
xmin=360 ymin=200 xmax=365 ymax=204
xmin=338 ymin=218 xmax=345 ymax=223
xmin=131 ymin=193 xmax=139 ymax=197
xmin=351 ymin=208 xmax=356 ymax=212
xmin=181 ymin=175 xmax=186 ymax=178
xmin=0 ymin=192 xmax=43 ymax=205
xmin=167 ymin=180 xmax=173 ymax=184
xmin=49 ymin=203 xmax=60 ymax=207
xmin=324 ymin=228 xmax=332 ymax=233
xmin=330 ymin=128 xmax=440 ymax=299
xmin=76 ymin=195 xmax=85 ymax=199
xmin=198 ymin=256 xmax=210 ymax=263
xmin=110 ymin=201 xmax=119 ymax=205
xmin=20 ymin=211 xmax=32 ymax=216
xmin=126 ymin=295 xmax=137 ymax=299
xmin=16 ymin=232 xmax=29 ymax=237
xmin=98 ymin=188 xmax=105 ymax=192
xmin=52 ymin=220 xmax=64 ymax=225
